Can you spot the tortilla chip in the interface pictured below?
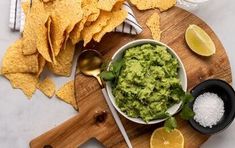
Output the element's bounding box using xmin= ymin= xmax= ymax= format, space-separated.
xmin=46 ymin=16 xmax=57 ymax=63
xmin=61 ymin=31 xmax=70 ymax=52
xmin=22 ymin=1 xmax=50 ymax=57
xmin=70 ymin=0 xmax=99 ymax=44
xmin=87 ymin=10 xmax=100 ymax=22
xmin=21 ymin=0 xmax=37 ymax=55
xmin=50 ymin=0 xmax=83 ymax=56
xmin=129 ymin=0 xmax=176 ymax=11
xmin=129 ymin=0 xmax=153 ymax=10
xmin=47 ymin=17 xmax=52 ymax=50
xmin=112 ymin=0 xmax=125 ymax=11
xmin=4 ymin=73 xmax=38 ymax=98
xmin=82 ymin=0 xmax=100 ymax=22
xmin=1 ymin=39 xmax=39 ymax=74
xmin=98 ymin=0 xmax=119 ymax=11
xmin=93 ymin=9 xmax=127 ymax=42
xmin=86 ymin=0 xmax=100 ymax=22
xmin=37 ymin=77 xmax=55 ymax=98
xmin=157 ymin=0 xmax=176 ymax=11
xmin=21 ymin=0 xmax=30 ymax=17
xmin=146 ymin=13 xmax=161 ymax=41
xmin=65 ymin=1 xmax=83 ymax=34
xmin=56 ymin=80 xmax=78 ymax=110
xmin=43 ymin=0 xmax=56 ymax=13
xmin=37 ymin=55 xmax=46 ymax=77
xmin=70 ymin=17 xmax=88 ymax=45
xmin=42 ymin=0 xmax=55 ymax=3
xmin=47 ymin=39 xmax=75 ymax=76
xmin=22 ymin=17 xmax=37 ymax=55
xmin=28 ymin=1 xmax=52 ymax=62
xmin=35 ymin=21 xmax=52 ymax=62
xmin=81 ymin=11 xmax=112 ymax=46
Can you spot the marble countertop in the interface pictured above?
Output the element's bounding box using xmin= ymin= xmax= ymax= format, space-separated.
xmin=0 ymin=0 xmax=234 ymax=147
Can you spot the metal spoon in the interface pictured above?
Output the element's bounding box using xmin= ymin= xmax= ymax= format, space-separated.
xmin=77 ymin=49 xmax=103 ymax=86
xmin=77 ymin=49 xmax=132 ymax=148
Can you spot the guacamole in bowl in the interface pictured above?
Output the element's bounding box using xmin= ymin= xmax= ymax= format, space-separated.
xmin=106 ymin=39 xmax=187 ymax=124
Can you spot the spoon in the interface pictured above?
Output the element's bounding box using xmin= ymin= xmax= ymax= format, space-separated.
xmin=77 ymin=49 xmax=132 ymax=148
xmin=77 ymin=49 xmax=103 ymax=86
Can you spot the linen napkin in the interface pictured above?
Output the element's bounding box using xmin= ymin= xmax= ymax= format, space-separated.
xmin=9 ymin=0 xmax=23 ymax=31
xmin=9 ymin=0 xmax=143 ymax=35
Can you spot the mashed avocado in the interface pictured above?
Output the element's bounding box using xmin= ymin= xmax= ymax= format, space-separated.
xmin=112 ymin=44 xmax=184 ymax=122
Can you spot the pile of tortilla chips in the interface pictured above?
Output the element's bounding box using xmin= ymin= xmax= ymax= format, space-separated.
xmin=0 ymin=0 xmax=176 ymax=110
xmin=0 ymin=0 xmax=127 ymax=109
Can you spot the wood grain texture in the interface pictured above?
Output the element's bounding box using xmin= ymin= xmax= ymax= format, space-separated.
xmin=30 ymin=6 xmax=232 ymax=148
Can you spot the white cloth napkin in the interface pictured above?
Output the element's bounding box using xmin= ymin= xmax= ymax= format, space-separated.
xmin=9 ymin=0 xmax=143 ymax=34
xmin=9 ymin=0 xmax=24 ymax=31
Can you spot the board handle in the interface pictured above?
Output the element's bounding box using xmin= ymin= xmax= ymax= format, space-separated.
xmin=101 ymin=88 xmax=132 ymax=148
xmin=29 ymin=104 xmax=121 ymax=148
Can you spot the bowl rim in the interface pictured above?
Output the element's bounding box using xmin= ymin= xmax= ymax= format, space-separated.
xmin=189 ymin=79 xmax=235 ymax=134
xmin=105 ymin=39 xmax=188 ymax=124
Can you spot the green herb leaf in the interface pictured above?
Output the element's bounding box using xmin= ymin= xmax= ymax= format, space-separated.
xmin=100 ymin=59 xmax=111 ymax=71
xmin=99 ymin=71 xmax=115 ymax=81
xmin=112 ymin=59 xmax=123 ymax=76
xmin=100 ymin=60 xmax=123 ymax=82
xmin=180 ymin=104 xmax=195 ymax=120
xmin=153 ymin=112 xmax=170 ymax=120
xmin=164 ymin=116 xmax=177 ymax=132
xmin=182 ymin=92 xmax=193 ymax=105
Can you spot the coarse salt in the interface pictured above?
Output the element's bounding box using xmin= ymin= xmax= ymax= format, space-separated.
xmin=193 ymin=92 xmax=224 ymax=128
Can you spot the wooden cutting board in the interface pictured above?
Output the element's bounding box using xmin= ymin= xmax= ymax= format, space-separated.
xmin=30 ymin=6 xmax=232 ymax=148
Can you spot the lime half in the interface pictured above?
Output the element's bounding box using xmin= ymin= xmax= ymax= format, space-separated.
xmin=150 ymin=127 xmax=184 ymax=148
xmin=185 ymin=24 xmax=216 ymax=56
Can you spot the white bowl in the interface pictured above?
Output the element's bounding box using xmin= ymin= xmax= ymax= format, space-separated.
xmin=106 ymin=39 xmax=187 ymax=124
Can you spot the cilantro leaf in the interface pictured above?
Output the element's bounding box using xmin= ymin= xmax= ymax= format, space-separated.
xmin=180 ymin=104 xmax=195 ymax=120
xmin=111 ymin=59 xmax=123 ymax=76
xmin=100 ymin=59 xmax=111 ymax=71
xmin=179 ymin=92 xmax=195 ymax=120
xmin=164 ymin=116 xmax=177 ymax=132
xmin=182 ymin=92 xmax=193 ymax=105
xmin=100 ymin=60 xmax=123 ymax=82
xmin=99 ymin=71 xmax=115 ymax=81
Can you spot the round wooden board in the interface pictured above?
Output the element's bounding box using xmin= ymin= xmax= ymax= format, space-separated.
xmin=30 ymin=6 xmax=232 ymax=148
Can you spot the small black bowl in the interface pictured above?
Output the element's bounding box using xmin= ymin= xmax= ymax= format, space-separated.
xmin=189 ymin=79 xmax=235 ymax=134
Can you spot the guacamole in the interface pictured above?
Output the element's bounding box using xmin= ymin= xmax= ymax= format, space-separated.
xmin=112 ymin=44 xmax=184 ymax=122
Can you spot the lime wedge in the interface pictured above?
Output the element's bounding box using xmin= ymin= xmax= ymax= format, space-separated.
xmin=185 ymin=24 xmax=216 ymax=56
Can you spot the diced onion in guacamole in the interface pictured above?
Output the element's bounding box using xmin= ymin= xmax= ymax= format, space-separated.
xmin=112 ymin=44 xmax=184 ymax=122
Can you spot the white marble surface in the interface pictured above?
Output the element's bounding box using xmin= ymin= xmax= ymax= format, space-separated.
xmin=0 ymin=0 xmax=234 ymax=148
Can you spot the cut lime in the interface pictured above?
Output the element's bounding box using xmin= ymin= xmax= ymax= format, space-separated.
xmin=150 ymin=128 xmax=184 ymax=148
xmin=185 ymin=24 xmax=216 ymax=56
